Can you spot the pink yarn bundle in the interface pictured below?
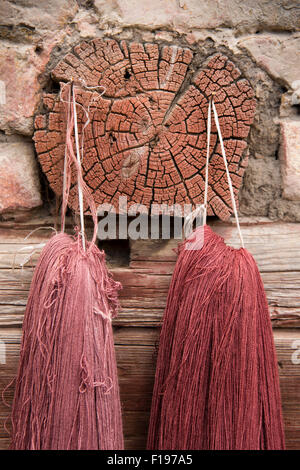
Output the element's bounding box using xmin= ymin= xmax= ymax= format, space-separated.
xmin=147 ymin=225 xmax=286 ymax=450
xmin=9 ymin=82 xmax=124 ymax=449
xmin=10 ymin=233 xmax=123 ymax=449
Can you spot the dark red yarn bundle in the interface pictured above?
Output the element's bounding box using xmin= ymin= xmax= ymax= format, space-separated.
xmin=147 ymin=225 xmax=285 ymax=450
xmin=9 ymin=233 xmax=123 ymax=449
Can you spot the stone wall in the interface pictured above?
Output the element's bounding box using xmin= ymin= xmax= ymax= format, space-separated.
xmin=0 ymin=0 xmax=299 ymax=221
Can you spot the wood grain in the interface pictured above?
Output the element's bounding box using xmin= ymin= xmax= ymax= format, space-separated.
xmin=34 ymin=42 xmax=256 ymax=221
xmin=1 ymin=219 xmax=300 ymax=327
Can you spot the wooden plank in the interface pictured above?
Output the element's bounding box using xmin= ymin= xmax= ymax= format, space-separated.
xmin=1 ymin=306 xmax=297 ymax=329
xmin=1 ymin=274 xmax=298 ymax=327
xmin=0 ymin=266 xmax=299 ymax=327
xmin=130 ymin=220 xmax=300 ymax=273
xmin=0 ymin=327 xmax=299 ymax=450
xmin=2 ymin=218 xmax=300 ymax=272
xmin=0 ymin=219 xmax=300 ymax=327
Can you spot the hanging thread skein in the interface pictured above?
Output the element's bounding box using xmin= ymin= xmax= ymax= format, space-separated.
xmin=8 ymin=82 xmax=124 ymax=450
xmin=147 ymin=97 xmax=285 ymax=450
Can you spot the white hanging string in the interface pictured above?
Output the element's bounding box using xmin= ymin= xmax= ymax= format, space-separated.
xmin=184 ymin=95 xmax=244 ymax=248
xmin=59 ymin=80 xmax=107 ymax=247
xmin=203 ymin=98 xmax=212 ymax=225
xmin=72 ymin=83 xmax=86 ymax=251
xmin=184 ymin=97 xmax=212 ymax=234
xmin=61 ymin=83 xmax=71 ymax=233
xmin=211 ymin=97 xmax=244 ymax=248
xmin=77 ymin=79 xmax=106 ymax=165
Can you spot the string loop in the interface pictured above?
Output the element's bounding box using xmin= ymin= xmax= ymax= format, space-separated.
xmin=199 ymin=96 xmax=245 ymax=248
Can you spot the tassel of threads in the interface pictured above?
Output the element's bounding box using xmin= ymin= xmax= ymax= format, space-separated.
xmin=9 ymin=82 xmax=124 ymax=449
xmin=10 ymin=234 xmax=123 ymax=449
xmin=147 ymin=225 xmax=285 ymax=450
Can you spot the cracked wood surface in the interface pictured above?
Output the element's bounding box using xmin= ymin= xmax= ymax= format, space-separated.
xmin=34 ymin=40 xmax=256 ymax=220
